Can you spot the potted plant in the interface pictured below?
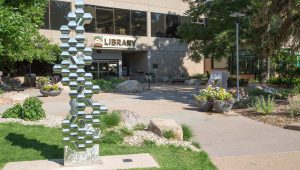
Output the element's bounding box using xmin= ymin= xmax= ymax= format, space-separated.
xmin=40 ymin=84 xmax=62 ymax=97
xmin=194 ymin=86 xmax=215 ymax=112
xmin=36 ymin=77 xmax=49 ymax=89
xmin=213 ymin=88 xmax=235 ymax=113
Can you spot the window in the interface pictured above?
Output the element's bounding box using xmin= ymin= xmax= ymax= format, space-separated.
xmin=166 ymin=15 xmax=179 ymax=38
xmin=151 ymin=13 xmax=166 ymax=37
xmin=230 ymin=50 xmax=256 ymax=74
xmin=50 ymin=1 xmax=71 ymax=30
xmin=96 ymin=7 xmax=114 ymax=34
xmin=84 ymin=5 xmax=96 ymax=33
xmin=131 ymin=11 xmax=147 ymax=36
xmin=41 ymin=0 xmax=71 ymax=30
xmin=82 ymin=5 xmax=147 ymax=36
xmin=153 ymin=64 xmax=158 ymax=69
xmin=151 ymin=13 xmax=190 ymax=38
xmin=115 ymin=8 xmax=130 ymax=35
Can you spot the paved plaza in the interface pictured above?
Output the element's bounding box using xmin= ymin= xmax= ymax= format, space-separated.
xmin=1 ymin=84 xmax=300 ymax=169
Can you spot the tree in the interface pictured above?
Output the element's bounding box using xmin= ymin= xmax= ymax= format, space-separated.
xmin=0 ymin=0 xmax=60 ymax=74
xmin=179 ymin=0 xmax=300 ymax=80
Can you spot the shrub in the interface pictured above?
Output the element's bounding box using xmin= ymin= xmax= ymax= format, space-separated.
xmin=101 ymin=130 xmax=124 ymax=144
xmin=0 ymin=89 xmax=4 ymax=95
xmin=92 ymin=78 xmax=125 ymax=92
xmin=162 ymin=130 xmax=175 ymax=139
xmin=133 ymin=123 xmax=147 ymax=131
xmin=181 ymin=124 xmax=193 ymax=141
xmin=252 ymin=96 xmax=275 ymax=115
xmin=22 ymin=97 xmax=45 ymax=121
xmin=288 ymin=95 xmax=300 ymax=117
xmin=2 ymin=104 xmax=23 ymax=118
xmin=120 ymin=126 xmax=133 ymax=136
xmin=36 ymin=77 xmax=49 ymax=84
xmin=192 ymin=141 xmax=201 ymax=149
xmin=41 ymin=84 xmax=60 ymax=91
xmin=143 ymin=140 xmax=156 ymax=146
xmin=291 ymin=84 xmax=300 ymax=95
xmin=101 ymin=111 xmax=121 ymax=128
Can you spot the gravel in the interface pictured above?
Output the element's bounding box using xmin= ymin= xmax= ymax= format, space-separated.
xmin=0 ymin=116 xmax=63 ymax=128
xmin=124 ymin=130 xmax=201 ymax=152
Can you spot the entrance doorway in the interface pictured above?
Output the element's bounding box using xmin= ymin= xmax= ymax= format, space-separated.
xmin=86 ymin=60 xmax=119 ymax=79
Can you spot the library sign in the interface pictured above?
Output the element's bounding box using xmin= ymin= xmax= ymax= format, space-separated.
xmin=94 ymin=35 xmax=137 ymax=49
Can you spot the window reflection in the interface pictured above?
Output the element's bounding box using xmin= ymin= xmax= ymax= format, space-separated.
xmin=115 ymin=8 xmax=130 ymax=35
xmin=96 ymin=7 xmax=114 ymax=34
xmin=132 ymin=11 xmax=147 ymax=36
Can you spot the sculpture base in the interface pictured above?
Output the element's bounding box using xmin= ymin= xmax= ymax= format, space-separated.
xmin=64 ymin=145 xmax=101 ymax=166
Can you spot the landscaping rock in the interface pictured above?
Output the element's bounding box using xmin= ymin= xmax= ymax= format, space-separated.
xmin=118 ymin=110 xmax=145 ymax=129
xmin=148 ymin=118 xmax=183 ymax=141
xmin=0 ymin=116 xmax=63 ymax=128
xmin=184 ymin=79 xmax=199 ymax=85
xmin=248 ymin=83 xmax=277 ymax=94
xmin=124 ymin=130 xmax=200 ymax=152
xmin=284 ymin=122 xmax=300 ymax=131
xmin=116 ymin=80 xmax=145 ymax=93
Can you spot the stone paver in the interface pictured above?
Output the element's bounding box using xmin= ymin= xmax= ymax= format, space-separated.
xmin=1 ymin=84 xmax=300 ymax=169
xmin=3 ymin=153 xmax=159 ymax=170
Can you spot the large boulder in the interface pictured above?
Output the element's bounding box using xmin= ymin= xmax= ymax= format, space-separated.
xmin=148 ymin=118 xmax=183 ymax=141
xmin=116 ymin=80 xmax=145 ymax=93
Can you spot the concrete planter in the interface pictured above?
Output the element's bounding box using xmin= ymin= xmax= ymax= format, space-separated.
xmin=40 ymin=89 xmax=62 ymax=97
xmin=213 ymin=100 xmax=235 ymax=113
xmin=195 ymin=100 xmax=213 ymax=112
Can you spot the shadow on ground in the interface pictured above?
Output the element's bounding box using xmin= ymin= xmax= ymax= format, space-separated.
xmin=5 ymin=133 xmax=63 ymax=159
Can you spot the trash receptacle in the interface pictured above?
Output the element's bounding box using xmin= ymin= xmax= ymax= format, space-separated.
xmin=25 ymin=74 xmax=36 ymax=87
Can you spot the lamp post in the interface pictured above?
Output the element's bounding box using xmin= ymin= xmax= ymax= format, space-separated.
xmin=230 ymin=12 xmax=245 ymax=101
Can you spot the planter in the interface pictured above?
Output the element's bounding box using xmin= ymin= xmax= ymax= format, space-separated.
xmin=213 ymin=100 xmax=235 ymax=113
xmin=195 ymin=100 xmax=213 ymax=112
xmin=40 ymin=89 xmax=62 ymax=97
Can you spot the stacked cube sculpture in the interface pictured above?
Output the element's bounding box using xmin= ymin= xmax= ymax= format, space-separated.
xmin=53 ymin=0 xmax=107 ymax=166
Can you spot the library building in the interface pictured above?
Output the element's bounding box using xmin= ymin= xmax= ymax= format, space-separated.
xmin=39 ymin=0 xmax=207 ymax=82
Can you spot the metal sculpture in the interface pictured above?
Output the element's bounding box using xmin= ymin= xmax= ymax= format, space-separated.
xmin=53 ymin=0 xmax=107 ymax=166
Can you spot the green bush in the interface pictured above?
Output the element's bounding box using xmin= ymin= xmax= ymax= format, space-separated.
xmin=101 ymin=111 xmax=121 ymax=128
xmin=22 ymin=97 xmax=45 ymax=121
xmin=0 ymin=89 xmax=4 ymax=95
xmin=162 ymin=130 xmax=175 ymax=139
xmin=133 ymin=123 xmax=147 ymax=131
xmin=288 ymin=95 xmax=300 ymax=117
xmin=291 ymin=84 xmax=300 ymax=95
xmin=41 ymin=84 xmax=60 ymax=91
xmin=120 ymin=126 xmax=133 ymax=136
xmin=92 ymin=78 xmax=125 ymax=92
xmin=143 ymin=140 xmax=156 ymax=146
xmin=181 ymin=124 xmax=193 ymax=141
xmin=1 ymin=104 xmax=23 ymax=118
xmin=101 ymin=131 xmax=124 ymax=144
xmin=192 ymin=141 xmax=201 ymax=149
xmin=252 ymin=96 xmax=276 ymax=115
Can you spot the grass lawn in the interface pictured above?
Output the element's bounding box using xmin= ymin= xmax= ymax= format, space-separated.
xmin=0 ymin=123 xmax=216 ymax=170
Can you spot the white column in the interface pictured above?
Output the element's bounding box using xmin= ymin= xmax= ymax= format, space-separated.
xmin=119 ymin=59 xmax=122 ymax=77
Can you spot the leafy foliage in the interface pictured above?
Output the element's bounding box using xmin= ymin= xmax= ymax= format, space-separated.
xmin=100 ymin=111 xmax=121 ymax=128
xmin=22 ymin=97 xmax=45 ymax=121
xmin=162 ymin=130 xmax=175 ymax=139
xmin=92 ymin=78 xmax=125 ymax=92
xmin=252 ymin=96 xmax=276 ymax=115
xmin=101 ymin=130 xmax=124 ymax=144
xmin=181 ymin=124 xmax=193 ymax=141
xmin=41 ymin=84 xmax=60 ymax=91
xmin=119 ymin=126 xmax=134 ymax=136
xmin=271 ymin=49 xmax=300 ymax=80
xmin=179 ymin=0 xmax=300 ymax=79
xmin=0 ymin=0 xmax=60 ymax=74
xmin=288 ymin=95 xmax=300 ymax=117
xmin=133 ymin=123 xmax=147 ymax=131
xmin=1 ymin=104 xmax=23 ymax=118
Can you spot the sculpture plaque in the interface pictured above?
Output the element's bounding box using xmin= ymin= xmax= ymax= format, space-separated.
xmin=53 ymin=0 xmax=107 ymax=166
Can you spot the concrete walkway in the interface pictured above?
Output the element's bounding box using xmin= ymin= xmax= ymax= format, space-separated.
xmin=1 ymin=84 xmax=300 ymax=169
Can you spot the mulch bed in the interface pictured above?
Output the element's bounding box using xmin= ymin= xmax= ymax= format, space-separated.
xmin=234 ymin=100 xmax=300 ymax=128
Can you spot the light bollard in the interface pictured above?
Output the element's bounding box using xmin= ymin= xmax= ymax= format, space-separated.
xmin=53 ymin=0 xmax=107 ymax=166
